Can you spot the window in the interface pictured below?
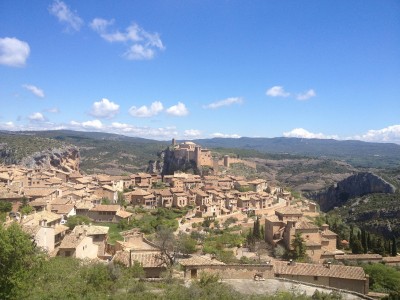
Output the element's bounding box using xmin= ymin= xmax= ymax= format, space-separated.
xmin=314 ymin=276 xmax=318 ymax=281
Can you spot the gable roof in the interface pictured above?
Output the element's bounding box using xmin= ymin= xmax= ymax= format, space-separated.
xmin=274 ymin=261 xmax=366 ymax=281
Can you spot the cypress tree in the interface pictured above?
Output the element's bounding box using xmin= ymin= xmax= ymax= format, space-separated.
xmin=392 ymin=236 xmax=397 ymax=257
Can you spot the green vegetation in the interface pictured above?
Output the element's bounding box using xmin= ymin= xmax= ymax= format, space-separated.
xmin=66 ymin=215 xmax=92 ymax=230
xmin=331 ymin=192 xmax=400 ymax=239
xmin=0 ymin=132 xmax=65 ymax=164
xmin=362 ymin=263 xmax=400 ymax=295
xmin=0 ymin=223 xmax=44 ymax=299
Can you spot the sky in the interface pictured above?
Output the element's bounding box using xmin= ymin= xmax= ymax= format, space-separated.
xmin=0 ymin=1 xmax=400 ymax=143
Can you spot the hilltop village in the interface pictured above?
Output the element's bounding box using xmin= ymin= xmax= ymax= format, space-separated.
xmin=2 ymin=140 xmax=399 ymax=297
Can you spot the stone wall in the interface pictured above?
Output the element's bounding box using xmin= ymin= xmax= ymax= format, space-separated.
xmin=183 ymin=264 xmax=274 ymax=280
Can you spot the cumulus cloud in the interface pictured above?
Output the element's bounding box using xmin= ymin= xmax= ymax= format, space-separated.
xmin=166 ymin=102 xmax=188 ymax=116
xmin=211 ymin=133 xmax=241 ymax=138
xmin=70 ymin=119 xmax=103 ymax=129
xmin=0 ymin=121 xmax=15 ymax=130
xmin=22 ymin=84 xmax=45 ymax=98
xmin=266 ymin=86 xmax=290 ymax=97
xmin=0 ymin=37 xmax=30 ymax=67
xmin=283 ymin=128 xmax=338 ymax=140
xmin=129 ymin=101 xmax=163 ymax=117
xmin=184 ymin=129 xmax=202 ymax=138
xmin=354 ymin=125 xmax=400 ymax=144
xmin=90 ymin=18 xmax=164 ymax=60
xmin=297 ymin=89 xmax=316 ymax=100
xmin=204 ymin=97 xmax=243 ymax=109
xmin=89 ymin=98 xmax=119 ymax=118
xmin=49 ymin=0 xmax=83 ymax=32
xmin=29 ymin=112 xmax=46 ymax=122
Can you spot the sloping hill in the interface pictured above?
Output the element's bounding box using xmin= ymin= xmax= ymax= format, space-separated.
xmin=1 ymin=130 xmax=169 ymax=174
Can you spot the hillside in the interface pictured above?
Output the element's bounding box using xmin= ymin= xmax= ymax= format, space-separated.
xmin=0 ymin=130 xmax=168 ymax=174
xmin=192 ymin=137 xmax=400 ymax=169
xmin=332 ymin=192 xmax=400 ymax=238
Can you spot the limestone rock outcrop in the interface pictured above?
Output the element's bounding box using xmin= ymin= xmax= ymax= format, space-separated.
xmin=19 ymin=146 xmax=80 ymax=172
xmin=306 ymin=172 xmax=396 ymax=212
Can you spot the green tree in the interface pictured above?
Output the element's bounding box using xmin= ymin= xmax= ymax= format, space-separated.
xmin=177 ymin=232 xmax=197 ymax=256
xmin=0 ymin=201 xmax=12 ymax=213
xmin=253 ymin=217 xmax=261 ymax=240
xmin=290 ymin=232 xmax=306 ymax=260
xmin=66 ymin=215 xmax=91 ymax=230
xmin=0 ymin=223 xmax=43 ymax=299
xmin=392 ymin=236 xmax=398 ymax=257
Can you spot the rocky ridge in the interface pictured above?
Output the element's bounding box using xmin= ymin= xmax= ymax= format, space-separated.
xmin=306 ymin=172 xmax=396 ymax=212
xmin=19 ymin=146 xmax=80 ymax=172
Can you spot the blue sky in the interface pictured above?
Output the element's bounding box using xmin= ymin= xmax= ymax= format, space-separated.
xmin=1 ymin=1 xmax=399 ymax=143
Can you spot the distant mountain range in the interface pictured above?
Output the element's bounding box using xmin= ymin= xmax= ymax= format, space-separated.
xmin=1 ymin=130 xmax=400 ymax=171
xmin=191 ymin=137 xmax=400 ymax=168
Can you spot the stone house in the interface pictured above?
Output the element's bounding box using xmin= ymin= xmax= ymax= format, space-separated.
xmin=73 ymin=224 xmax=110 ymax=259
xmin=265 ymin=207 xmax=341 ymax=262
xmin=58 ymin=232 xmax=98 ymax=259
xmin=87 ymin=205 xmax=132 ymax=223
xmin=274 ymin=261 xmax=369 ymax=294
xmin=153 ymin=189 xmax=173 ymax=208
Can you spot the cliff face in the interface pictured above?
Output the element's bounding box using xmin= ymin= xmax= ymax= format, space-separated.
xmin=306 ymin=172 xmax=396 ymax=212
xmin=19 ymin=146 xmax=80 ymax=172
xmin=147 ymin=148 xmax=199 ymax=175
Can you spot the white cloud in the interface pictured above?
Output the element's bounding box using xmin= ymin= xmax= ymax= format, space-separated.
xmin=297 ymin=89 xmax=316 ymax=100
xmin=266 ymin=86 xmax=290 ymax=97
xmin=70 ymin=119 xmax=103 ymax=129
xmin=90 ymin=18 xmax=164 ymax=60
xmin=204 ymin=97 xmax=243 ymax=109
xmin=47 ymin=107 xmax=60 ymax=113
xmin=22 ymin=84 xmax=45 ymax=98
xmin=0 ymin=121 xmax=15 ymax=130
xmin=49 ymin=0 xmax=83 ymax=32
xmin=211 ymin=133 xmax=241 ymax=138
xmin=0 ymin=37 xmax=30 ymax=67
xmin=124 ymin=44 xmax=155 ymax=60
xmin=184 ymin=129 xmax=202 ymax=138
xmin=90 ymin=98 xmax=119 ymax=119
xmin=166 ymin=102 xmax=188 ymax=116
xmin=283 ymin=128 xmax=338 ymax=140
xmin=354 ymin=125 xmax=400 ymax=144
xmin=29 ymin=112 xmax=45 ymax=122
xmin=109 ymin=122 xmax=178 ymax=138
xmin=129 ymin=101 xmax=163 ymax=118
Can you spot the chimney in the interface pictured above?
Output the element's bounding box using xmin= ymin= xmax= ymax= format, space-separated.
xmin=327 ymin=261 xmax=331 ymax=269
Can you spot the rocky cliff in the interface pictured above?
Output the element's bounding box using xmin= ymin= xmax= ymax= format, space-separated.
xmin=306 ymin=172 xmax=396 ymax=212
xmin=19 ymin=146 xmax=80 ymax=172
xmin=147 ymin=148 xmax=199 ymax=175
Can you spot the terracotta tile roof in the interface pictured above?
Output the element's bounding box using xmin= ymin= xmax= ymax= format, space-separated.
xmin=296 ymin=221 xmax=319 ymax=230
xmin=113 ymin=251 xmax=165 ymax=268
xmin=90 ymin=204 xmax=120 ymax=212
xmin=51 ymin=204 xmax=75 ymax=215
xmin=334 ymin=254 xmax=382 ymax=260
xmin=382 ymin=256 xmax=400 ymax=263
xmin=129 ymin=189 xmax=150 ymax=196
xmin=54 ymin=224 xmax=69 ymax=235
xmin=22 ymin=210 xmax=62 ymax=225
xmin=321 ymin=229 xmax=337 ymax=237
xmin=275 ymin=207 xmax=303 ymax=216
xmin=24 ymin=188 xmax=57 ymax=197
xmin=274 ymin=261 xmax=366 ymax=280
xmin=74 ymin=224 xmax=109 ymax=235
xmin=51 ymin=198 xmax=71 ymax=205
xmin=59 ymin=233 xmax=86 ymax=249
xmin=179 ymin=255 xmax=225 ymax=266
xmin=116 ymin=210 xmax=133 ymax=218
